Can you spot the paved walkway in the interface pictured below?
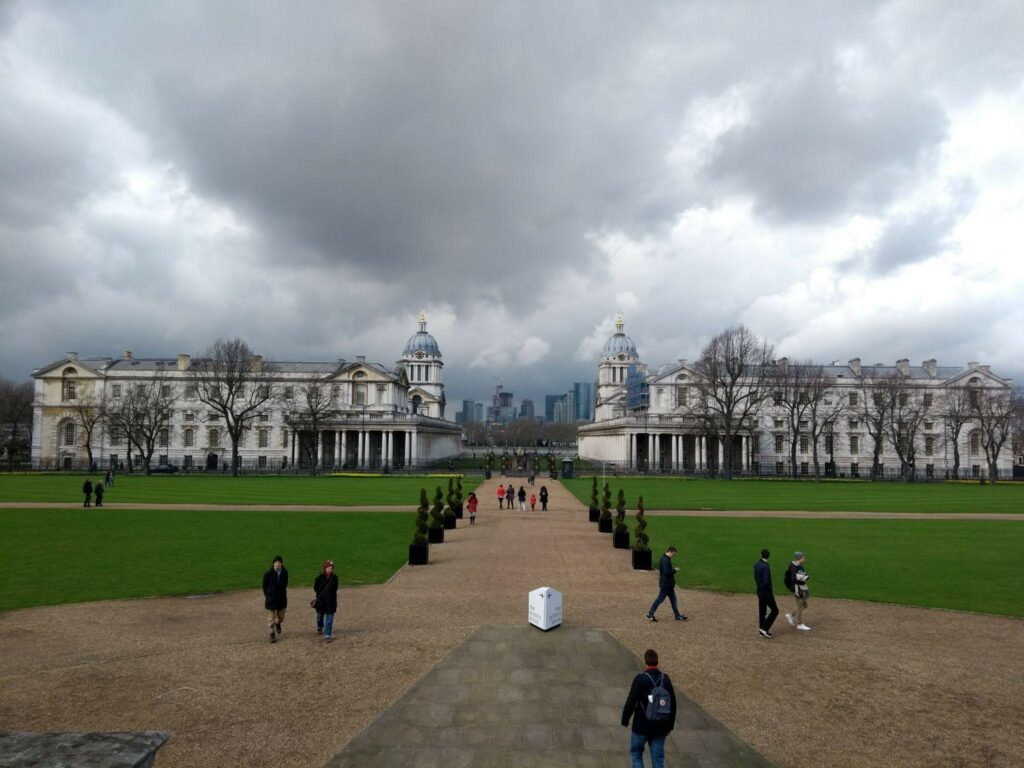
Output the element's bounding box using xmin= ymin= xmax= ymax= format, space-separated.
xmin=324 ymin=624 xmax=770 ymax=768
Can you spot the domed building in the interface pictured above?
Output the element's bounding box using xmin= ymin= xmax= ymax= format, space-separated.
xmin=30 ymin=312 xmax=460 ymax=471
xmin=594 ymin=312 xmax=645 ymax=421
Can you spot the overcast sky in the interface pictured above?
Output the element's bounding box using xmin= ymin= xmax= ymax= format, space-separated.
xmin=2 ymin=1 xmax=1022 ymax=410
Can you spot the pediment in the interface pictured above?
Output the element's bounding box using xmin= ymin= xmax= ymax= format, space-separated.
xmin=941 ymin=368 xmax=1011 ymax=389
xmin=33 ymin=358 xmax=107 ymax=378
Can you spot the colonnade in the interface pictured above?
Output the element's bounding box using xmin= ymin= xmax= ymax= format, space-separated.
xmin=622 ymin=433 xmax=754 ymax=473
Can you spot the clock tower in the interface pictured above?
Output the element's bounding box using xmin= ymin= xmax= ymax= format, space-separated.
xmin=399 ymin=311 xmax=446 ymax=418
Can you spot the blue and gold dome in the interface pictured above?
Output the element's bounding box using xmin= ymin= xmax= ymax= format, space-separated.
xmin=602 ymin=312 xmax=637 ymax=357
xmin=403 ymin=311 xmax=441 ymax=356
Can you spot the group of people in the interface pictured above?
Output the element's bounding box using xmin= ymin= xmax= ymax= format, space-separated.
xmin=262 ymin=556 xmax=340 ymax=643
xmin=81 ymin=470 xmax=114 ymax=507
xmin=643 ymin=546 xmax=813 ymax=638
xmin=496 ymin=483 xmax=549 ymax=511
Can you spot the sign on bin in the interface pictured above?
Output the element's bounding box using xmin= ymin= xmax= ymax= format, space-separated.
xmin=528 ymin=586 xmax=563 ymax=631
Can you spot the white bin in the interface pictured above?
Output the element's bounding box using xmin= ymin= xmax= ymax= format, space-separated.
xmin=528 ymin=586 xmax=563 ymax=631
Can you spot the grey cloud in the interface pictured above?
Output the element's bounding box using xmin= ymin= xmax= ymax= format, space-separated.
xmin=705 ymin=65 xmax=949 ymax=223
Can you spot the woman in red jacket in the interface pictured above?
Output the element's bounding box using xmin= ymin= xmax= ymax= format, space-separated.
xmin=466 ymin=492 xmax=479 ymax=524
xmin=496 ymin=485 xmax=506 ymax=509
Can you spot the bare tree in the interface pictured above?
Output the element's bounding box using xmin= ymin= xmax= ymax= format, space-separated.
xmin=770 ymin=359 xmax=833 ymax=477
xmin=1012 ymin=386 xmax=1024 ymax=467
xmin=130 ymin=377 xmax=178 ymax=473
xmin=106 ymin=388 xmax=142 ymax=472
xmin=67 ymin=394 xmax=106 ymax=470
xmin=286 ymin=381 xmax=337 ymax=474
xmin=0 ymin=379 xmax=34 ymax=470
xmin=804 ymin=372 xmax=845 ymax=480
xmin=880 ymin=376 xmax=932 ymax=481
xmin=941 ymin=387 xmax=974 ymax=479
xmin=691 ymin=326 xmax=774 ymax=479
xmin=973 ymin=387 xmax=1018 ymax=482
xmin=189 ymin=339 xmax=276 ymax=476
xmin=857 ymin=375 xmax=897 ymax=480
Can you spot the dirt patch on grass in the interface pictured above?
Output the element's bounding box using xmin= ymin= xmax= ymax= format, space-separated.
xmin=1 ymin=479 xmax=1022 ymax=767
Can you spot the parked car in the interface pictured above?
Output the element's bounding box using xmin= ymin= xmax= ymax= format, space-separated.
xmin=150 ymin=464 xmax=178 ymax=474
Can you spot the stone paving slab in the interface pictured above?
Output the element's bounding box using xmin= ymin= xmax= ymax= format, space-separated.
xmin=323 ymin=624 xmax=770 ymax=768
xmin=0 ymin=731 xmax=168 ymax=768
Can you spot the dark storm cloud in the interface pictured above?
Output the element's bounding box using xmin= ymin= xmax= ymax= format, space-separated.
xmin=706 ymin=65 xmax=949 ymax=223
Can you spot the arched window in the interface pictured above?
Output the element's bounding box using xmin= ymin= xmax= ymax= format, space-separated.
xmin=208 ymin=428 xmax=220 ymax=448
xmin=63 ymin=422 xmax=76 ymax=446
xmin=184 ymin=428 xmax=194 ymax=448
xmin=969 ymin=430 xmax=981 ymax=456
xmin=411 ymin=395 xmax=422 ymax=415
xmin=62 ymin=367 xmax=78 ymax=401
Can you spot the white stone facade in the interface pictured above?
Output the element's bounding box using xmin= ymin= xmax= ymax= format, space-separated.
xmin=579 ymin=317 xmax=1016 ymax=479
xmin=31 ymin=316 xmax=460 ymax=471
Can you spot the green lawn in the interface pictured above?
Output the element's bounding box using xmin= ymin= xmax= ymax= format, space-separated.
xmin=0 ymin=474 xmax=478 ymax=506
xmin=639 ymin=515 xmax=1024 ymax=617
xmin=1 ymin=509 xmax=412 ymax=612
xmin=564 ymin=477 xmax=1024 ymax=514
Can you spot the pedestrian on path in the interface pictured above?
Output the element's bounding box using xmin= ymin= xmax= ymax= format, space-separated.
xmin=313 ymin=560 xmax=339 ymax=642
xmin=539 ymin=485 xmax=549 ymax=511
xmin=622 ymin=648 xmax=677 ymax=768
xmin=466 ymin=492 xmax=478 ymax=525
xmin=517 ymin=486 xmax=527 ymax=511
xmin=754 ymin=548 xmax=778 ymax=639
xmin=263 ymin=555 xmax=288 ymax=643
xmin=506 ymin=484 xmax=515 ymax=510
xmin=529 ymin=492 xmax=537 ymax=511
xmin=105 ymin=469 xmax=114 ymax=487
xmin=784 ymin=552 xmax=812 ymax=631
xmin=82 ymin=479 xmax=93 ymax=507
xmin=528 ymin=473 xmax=535 ymax=486
xmin=497 ymin=485 xmax=506 ymax=509
xmin=94 ymin=482 xmax=105 ymax=507
xmin=646 ymin=547 xmax=686 ymax=622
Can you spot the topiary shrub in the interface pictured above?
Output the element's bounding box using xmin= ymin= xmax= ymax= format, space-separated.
xmin=412 ymin=488 xmax=429 ymax=546
xmin=429 ymin=485 xmax=445 ymax=530
xmin=614 ymin=488 xmax=627 ymax=533
xmin=633 ymin=495 xmax=650 ymax=551
xmin=589 ymin=476 xmax=600 ymax=518
xmin=599 ymin=481 xmax=612 ymax=522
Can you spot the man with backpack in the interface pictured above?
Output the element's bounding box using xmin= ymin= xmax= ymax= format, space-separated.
xmin=784 ymin=551 xmax=812 ymax=631
xmin=754 ymin=548 xmax=779 ymax=638
xmin=622 ymin=648 xmax=677 ymax=768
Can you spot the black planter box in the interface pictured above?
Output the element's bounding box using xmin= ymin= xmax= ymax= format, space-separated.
xmin=428 ymin=527 xmax=445 ymax=544
xmin=408 ymin=544 xmax=429 ymax=566
xmin=598 ymin=517 xmax=612 ymax=533
xmin=589 ymin=508 xmax=600 ymax=523
xmin=631 ymin=549 xmax=652 ymax=570
xmin=454 ymin=506 xmax=463 ymax=519
xmin=613 ymin=530 xmax=630 ymax=549
xmin=443 ymin=516 xmax=457 ymax=530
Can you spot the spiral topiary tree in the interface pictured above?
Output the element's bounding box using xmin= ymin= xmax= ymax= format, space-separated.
xmin=454 ymin=476 xmax=464 ymax=516
xmin=430 ymin=485 xmax=445 ymax=529
xmin=633 ymin=495 xmax=650 ymax=551
xmin=443 ymin=478 xmax=457 ymax=528
xmin=614 ymin=488 xmax=627 ymax=533
xmin=589 ymin=476 xmax=600 ymax=518
xmin=412 ymin=487 xmax=429 ymax=546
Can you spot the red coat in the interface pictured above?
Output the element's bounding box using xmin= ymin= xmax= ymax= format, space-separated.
xmin=529 ymin=495 xmax=537 ymax=505
xmin=497 ymin=487 xmax=505 ymax=499
xmin=467 ymin=497 xmax=478 ymax=514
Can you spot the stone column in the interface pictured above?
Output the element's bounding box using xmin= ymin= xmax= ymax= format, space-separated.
xmin=679 ymin=435 xmax=686 ymax=472
xmin=698 ymin=436 xmax=704 ymax=470
xmin=384 ymin=430 xmax=392 ymax=468
xmin=339 ymin=430 xmax=346 ymax=469
xmin=405 ymin=430 xmax=412 ymax=467
xmin=648 ymin=434 xmax=656 ymax=471
xmin=290 ymin=430 xmax=296 ymax=467
xmin=317 ymin=432 xmax=324 ymax=469
xmin=742 ymin=435 xmax=749 ymax=472
xmin=357 ymin=430 xmax=365 ymax=467
xmin=411 ymin=431 xmax=418 ymax=467
xmin=671 ymin=434 xmax=678 ymax=471
xmin=717 ymin=439 xmax=724 ymax=475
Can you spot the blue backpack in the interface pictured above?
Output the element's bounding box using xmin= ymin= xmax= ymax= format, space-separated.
xmin=643 ymin=672 xmax=672 ymax=721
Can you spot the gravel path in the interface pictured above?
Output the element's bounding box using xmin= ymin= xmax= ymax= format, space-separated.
xmin=0 ymin=479 xmax=1021 ymax=767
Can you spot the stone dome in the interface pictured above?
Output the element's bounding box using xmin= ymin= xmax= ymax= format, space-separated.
xmin=602 ymin=313 xmax=637 ymax=357
xmin=403 ymin=312 xmax=441 ymax=356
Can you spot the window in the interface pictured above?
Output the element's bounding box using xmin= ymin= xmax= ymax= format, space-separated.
xmin=355 ymin=383 xmax=367 ymax=405
xmin=161 ymin=384 xmax=171 ymax=398
xmin=798 ymin=392 xmax=809 ymax=405
xmin=112 ymin=385 xmax=122 ymax=398
xmin=775 ymin=461 xmax=785 ymax=475
xmin=851 ymin=462 xmax=859 ymax=478
xmin=848 ymin=419 xmax=859 ymax=429
xmin=136 ymin=384 xmax=146 ymax=396
xmin=257 ymin=385 xmax=270 ymax=399
xmin=799 ymin=420 xmax=808 ymax=429
xmin=185 ymin=411 xmax=195 ymax=421
xmin=898 ymin=435 xmax=908 ymax=454
xmin=184 ymin=428 xmax=194 ymax=448
xmin=158 ymin=429 xmax=169 ymax=447
xmin=159 ymin=454 xmax=168 ymax=465
xmin=969 ymin=390 xmax=979 ymax=407
xmin=774 ymin=434 xmax=784 ymax=452
xmin=258 ymin=455 xmax=268 ymax=468
xmin=110 ymin=429 xmax=122 ymax=446
xmin=898 ymin=393 xmax=908 ymax=406
xmin=185 ymin=385 xmax=197 ymax=399
xmin=799 ymin=435 xmax=809 ymax=454
xmin=208 ymin=412 xmax=220 ymax=421
xmin=924 ymin=421 xmax=933 ymax=430
xmin=208 ymin=429 xmax=220 ymax=448
xmin=923 ymin=393 xmax=933 ymax=407
xmin=772 ymin=391 xmax=783 ymax=405
xmin=63 ymin=379 xmax=77 ymax=401
xmin=63 ymin=422 xmax=76 ymax=446
xmin=184 ymin=455 xmax=193 ymax=469
xmin=926 ymin=464 xmax=934 ymax=479
xmin=332 ymin=385 xmax=340 ymax=401
xmin=284 ymin=386 xmax=294 ymax=399
xmin=774 ymin=418 xmax=785 ymax=428
xmin=925 ymin=436 xmax=934 ymax=456
xmin=970 ymin=432 xmax=980 ymax=456
xmin=258 ymin=429 xmax=269 ymax=448
xmin=281 ymin=428 xmax=289 ymax=448
xmin=825 ymin=434 xmax=834 ymax=454
xmin=850 ymin=435 xmax=860 ymax=455
xmin=972 ymin=464 xmax=981 ymax=479
xmin=800 ymin=462 xmax=808 ymax=475
xmin=849 ymin=392 xmax=858 ymax=407
xmin=676 ymin=387 xmax=688 ymax=407
xmin=259 ymin=412 xmax=270 ymax=422
xmin=751 ymin=435 xmax=760 ymax=454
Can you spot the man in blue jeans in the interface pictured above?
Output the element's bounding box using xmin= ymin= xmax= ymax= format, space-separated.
xmin=622 ymin=648 xmax=677 ymax=768
xmin=646 ymin=546 xmax=687 ymax=621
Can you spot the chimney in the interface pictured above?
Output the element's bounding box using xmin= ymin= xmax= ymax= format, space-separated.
xmin=66 ymin=352 xmax=78 ymax=361
xmin=356 ymin=355 xmax=366 ymax=363
xmin=177 ymin=354 xmax=191 ymax=371
xmin=967 ymin=361 xmax=979 ymax=369
xmin=849 ymin=358 xmax=861 ymax=376
xmin=980 ymin=365 xmax=991 ymax=373
xmin=123 ymin=350 xmax=133 ymax=360
xmin=252 ymin=354 xmax=263 ymax=369
xmin=896 ymin=359 xmax=910 ymax=376
xmin=777 ymin=356 xmax=789 ymax=371
xmin=922 ymin=359 xmax=937 ymax=377
xmin=677 ymin=358 xmax=687 ymax=367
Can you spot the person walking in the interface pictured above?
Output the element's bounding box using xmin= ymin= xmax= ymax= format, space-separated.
xmin=506 ymin=484 xmax=515 ymax=510
xmin=784 ymin=552 xmax=812 ymax=631
xmin=312 ymin=560 xmax=339 ymax=642
xmin=262 ymin=555 xmax=288 ymax=643
xmin=82 ymin=478 xmax=93 ymax=507
xmin=754 ymin=548 xmax=779 ymax=638
xmin=621 ymin=648 xmax=677 ymax=768
xmin=94 ymin=482 xmax=105 ymax=507
xmin=466 ymin=492 xmax=478 ymax=525
xmin=517 ymin=486 xmax=527 ymax=512
xmin=646 ymin=546 xmax=686 ymax=622
xmin=529 ymin=492 xmax=537 ymax=511
xmin=539 ymin=485 xmax=549 ymax=511
xmin=105 ymin=469 xmax=113 ymax=487
xmin=497 ymin=484 xmax=506 ymax=509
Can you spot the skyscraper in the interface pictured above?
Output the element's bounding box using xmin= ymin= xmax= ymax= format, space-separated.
xmin=573 ymin=382 xmax=594 ymax=421
xmin=519 ymin=398 xmax=535 ymax=419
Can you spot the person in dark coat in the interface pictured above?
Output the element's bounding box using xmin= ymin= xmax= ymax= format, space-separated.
xmin=313 ymin=560 xmax=339 ymax=642
xmin=539 ymin=485 xmax=549 ymax=511
xmin=754 ymin=548 xmax=779 ymax=638
xmin=82 ymin=479 xmax=93 ymax=507
xmin=517 ymin=486 xmax=527 ymax=511
xmin=646 ymin=546 xmax=686 ymax=622
xmin=622 ymin=648 xmax=677 ymax=768
xmin=94 ymin=482 xmax=105 ymax=507
xmin=262 ymin=555 xmax=288 ymax=643
xmin=506 ymin=484 xmax=515 ymax=509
